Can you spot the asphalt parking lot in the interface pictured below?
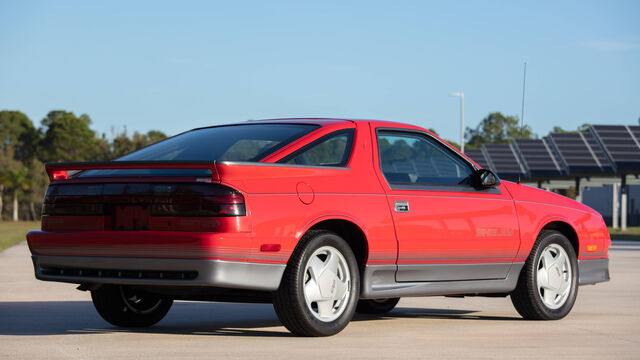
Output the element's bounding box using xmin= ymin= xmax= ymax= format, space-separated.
xmin=1 ymin=240 xmax=638 ymax=359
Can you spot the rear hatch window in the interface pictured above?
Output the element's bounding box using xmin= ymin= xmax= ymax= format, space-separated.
xmin=78 ymin=123 xmax=319 ymax=178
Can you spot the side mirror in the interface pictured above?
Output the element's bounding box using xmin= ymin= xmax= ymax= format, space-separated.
xmin=473 ymin=169 xmax=500 ymax=189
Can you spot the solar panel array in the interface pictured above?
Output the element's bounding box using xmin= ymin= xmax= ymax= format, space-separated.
xmin=591 ymin=125 xmax=640 ymax=172
xmin=482 ymin=144 xmax=526 ymax=180
xmin=631 ymin=126 xmax=640 ymax=142
xmin=513 ymin=139 xmax=564 ymax=178
xmin=545 ymin=132 xmax=613 ymax=175
xmin=463 ymin=148 xmax=490 ymax=169
xmin=460 ymin=125 xmax=639 ymax=180
xmin=581 ymin=131 xmax=614 ymax=172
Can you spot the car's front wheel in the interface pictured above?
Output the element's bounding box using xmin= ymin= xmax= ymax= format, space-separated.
xmin=273 ymin=230 xmax=359 ymax=336
xmin=91 ymin=285 xmax=173 ymax=327
xmin=510 ymin=230 xmax=578 ymax=320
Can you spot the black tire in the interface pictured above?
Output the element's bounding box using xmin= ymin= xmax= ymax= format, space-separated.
xmin=273 ymin=230 xmax=360 ymax=337
xmin=356 ymin=298 xmax=400 ymax=314
xmin=510 ymin=230 xmax=579 ymax=320
xmin=91 ymin=285 xmax=173 ymax=327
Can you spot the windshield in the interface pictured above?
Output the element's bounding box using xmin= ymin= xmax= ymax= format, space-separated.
xmin=78 ymin=123 xmax=319 ymax=178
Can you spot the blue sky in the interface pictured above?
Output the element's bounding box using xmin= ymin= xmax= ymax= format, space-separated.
xmin=1 ymin=0 xmax=638 ymax=142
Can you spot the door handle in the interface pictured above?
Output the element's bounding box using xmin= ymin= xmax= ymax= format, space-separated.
xmin=394 ymin=200 xmax=410 ymax=213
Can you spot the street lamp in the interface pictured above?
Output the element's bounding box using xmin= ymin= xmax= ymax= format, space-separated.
xmin=449 ymin=92 xmax=465 ymax=153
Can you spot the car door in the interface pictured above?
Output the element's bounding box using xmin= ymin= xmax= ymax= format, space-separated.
xmin=373 ymin=127 xmax=521 ymax=282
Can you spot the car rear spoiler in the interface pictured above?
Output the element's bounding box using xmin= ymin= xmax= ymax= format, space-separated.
xmin=44 ymin=161 xmax=220 ymax=181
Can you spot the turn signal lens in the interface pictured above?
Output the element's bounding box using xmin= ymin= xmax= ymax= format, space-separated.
xmin=260 ymin=244 xmax=282 ymax=252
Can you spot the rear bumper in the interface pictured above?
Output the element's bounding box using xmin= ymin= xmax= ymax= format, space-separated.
xmin=578 ymin=258 xmax=610 ymax=285
xmin=32 ymin=255 xmax=285 ymax=291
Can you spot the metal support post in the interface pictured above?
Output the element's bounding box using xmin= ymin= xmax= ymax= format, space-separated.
xmin=621 ymin=175 xmax=628 ymax=231
xmin=612 ymin=182 xmax=619 ymax=229
xmin=575 ymin=177 xmax=582 ymax=203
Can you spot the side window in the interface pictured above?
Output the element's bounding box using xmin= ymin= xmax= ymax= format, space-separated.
xmin=279 ymin=129 xmax=355 ymax=167
xmin=378 ymin=131 xmax=474 ymax=186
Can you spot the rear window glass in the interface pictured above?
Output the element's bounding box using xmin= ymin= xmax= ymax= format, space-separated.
xmin=78 ymin=123 xmax=318 ymax=178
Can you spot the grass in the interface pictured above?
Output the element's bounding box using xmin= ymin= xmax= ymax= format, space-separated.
xmin=608 ymin=226 xmax=640 ymax=235
xmin=608 ymin=226 xmax=640 ymax=240
xmin=0 ymin=221 xmax=40 ymax=252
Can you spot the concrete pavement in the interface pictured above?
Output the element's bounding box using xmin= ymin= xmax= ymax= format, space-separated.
xmin=1 ymin=240 xmax=638 ymax=359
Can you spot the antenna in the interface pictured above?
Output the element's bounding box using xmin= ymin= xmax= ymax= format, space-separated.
xmin=517 ymin=62 xmax=527 ymax=184
xmin=520 ymin=62 xmax=527 ymax=137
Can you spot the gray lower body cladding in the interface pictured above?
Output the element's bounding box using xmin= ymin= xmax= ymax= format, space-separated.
xmin=33 ymin=255 xmax=610 ymax=299
xmin=361 ymin=258 xmax=610 ymax=299
xmin=577 ymin=258 xmax=610 ymax=285
xmin=32 ymin=255 xmax=286 ymax=291
xmin=361 ymin=263 xmax=525 ymax=299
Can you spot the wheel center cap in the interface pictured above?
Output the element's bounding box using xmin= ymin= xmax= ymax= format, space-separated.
xmin=548 ymin=265 xmax=563 ymax=289
xmin=318 ymin=271 xmax=337 ymax=298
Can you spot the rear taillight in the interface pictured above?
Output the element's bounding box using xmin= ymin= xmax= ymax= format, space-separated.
xmin=150 ymin=203 xmax=245 ymax=217
xmin=51 ymin=170 xmax=68 ymax=180
xmin=42 ymin=183 xmax=246 ymax=217
xmin=42 ymin=203 xmax=104 ymax=216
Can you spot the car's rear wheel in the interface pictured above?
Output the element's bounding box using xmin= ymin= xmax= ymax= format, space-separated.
xmin=356 ymin=298 xmax=400 ymax=314
xmin=91 ymin=285 xmax=173 ymax=327
xmin=273 ymin=230 xmax=359 ymax=337
xmin=511 ymin=230 xmax=578 ymax=320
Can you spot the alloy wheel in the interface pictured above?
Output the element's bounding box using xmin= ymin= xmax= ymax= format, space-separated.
xmin=302 ymin=246 xmax=352 ymax=322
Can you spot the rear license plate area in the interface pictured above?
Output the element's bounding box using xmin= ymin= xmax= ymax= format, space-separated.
xmin=114 ymin=205 xmax=151 ymax=231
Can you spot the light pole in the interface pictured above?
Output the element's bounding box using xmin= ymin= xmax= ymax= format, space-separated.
xmin=449 ymin=92 xmax=464 ymax=153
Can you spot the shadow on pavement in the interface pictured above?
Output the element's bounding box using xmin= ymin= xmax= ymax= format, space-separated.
xmin=356 ymin=307 xmax=518 ymax=322
xmin=0 ymin=301 xmax=520 ymax=337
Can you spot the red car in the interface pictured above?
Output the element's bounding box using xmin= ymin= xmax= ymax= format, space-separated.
xmin=27 ymin=118 xmax=610 ymax=336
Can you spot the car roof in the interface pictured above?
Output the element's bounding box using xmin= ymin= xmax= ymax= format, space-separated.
xmin=251 ymin=118 xmax=478 ymax=168
xmin=248 ymin=117 xmax=424 ymax=130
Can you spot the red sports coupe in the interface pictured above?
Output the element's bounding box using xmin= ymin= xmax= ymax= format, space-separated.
xmin=27 ymin=118 xmax=610 ymax=336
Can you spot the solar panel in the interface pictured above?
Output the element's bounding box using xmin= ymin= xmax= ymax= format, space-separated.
xmin=630 ymin=125 xmax=640 ymax=141
xmin=482 ymin=143 xmax=526 ymax=180
xmin=582 ymin=132 xmax=614 ymax=172
xmin=591 ymin=125 xmax=640 ymax=173
xmin=546 ymin=132 xmax=613 ymax=175
xmin=513 ymin=139 xmax=564 ymax=178
xmin=463 ymin=148 xmax=490 ymax=169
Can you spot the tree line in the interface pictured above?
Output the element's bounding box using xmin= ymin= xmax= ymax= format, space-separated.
xmin=0 ymin=110 xmax=167 ymax=221
xmin=463 ymin=111 xmax=590 ymax=148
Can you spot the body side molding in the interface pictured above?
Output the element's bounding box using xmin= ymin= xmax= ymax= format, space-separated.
xmin=360 ymin=263 xmax=525 ymax=299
